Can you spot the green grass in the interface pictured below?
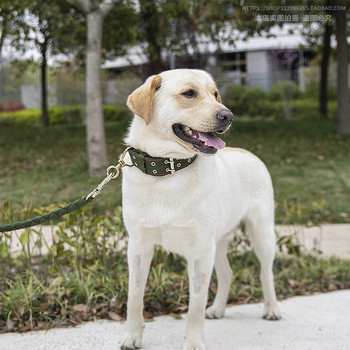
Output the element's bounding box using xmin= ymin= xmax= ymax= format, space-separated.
xmin=227 ymin=118 xmax=350 ymax=223
xmin=0 ymin=121 xmax=128 ymax=219
xmin=0 ymin=117 xmax=349 ymax=224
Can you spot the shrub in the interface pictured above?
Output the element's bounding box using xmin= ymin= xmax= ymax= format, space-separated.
xmin=268 ymin=81 xmax=301 ymax=101
xmin=0 ymin=104 xmax=130 ymax=125
xmin=0 ymin=102 xmax=25 ymax=112
xmin=224 ymin=82 xmax=337 ymax=119
xmin=248 ymin=99 xmax=283 ymax=118
xmin=49 ymin=106 xmax=83 ymax=124
xmin=292 ymin=99 xmax=337 ymax=119
xmin=224 ymin=85 xmax=266 ymax=107
xmin=224 ymin=84 xmax=276 ymax=118
xmin=303 ymin=76 xmax=339 ymax=101
xmin=103 ymin=104 xmax=131 ymax=122
xmin=0 ymin=109 xmax=40 ymax=124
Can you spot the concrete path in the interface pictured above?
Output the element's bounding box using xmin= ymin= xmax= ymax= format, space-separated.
xmin=276 ymin=224 xmax=350 ymax=259
xmin=8 ymin=224 xmax=350 ymax=258
xmin=1 ymin=290 xmax=350 ymax=350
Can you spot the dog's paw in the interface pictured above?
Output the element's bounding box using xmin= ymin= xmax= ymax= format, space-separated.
xmin=182 ymin=341 xmax=206 ymax=350
xmin=205 ymin=304 xmax=225 ymax=319
xmin=120 ymin=332 xmax=142 ymax=350
xmin=263 ymin=305 xmax=281 ymax=321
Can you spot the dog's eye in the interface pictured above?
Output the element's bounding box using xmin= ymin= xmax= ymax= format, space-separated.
xmin=214 ymin=91 xmax=219 ymax=100
xmin=181 ymin=89 xmax=197 ymax=98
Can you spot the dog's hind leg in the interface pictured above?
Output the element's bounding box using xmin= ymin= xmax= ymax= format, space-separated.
xmin=245 ymin=218 xmax=281 ymax=320
xmin=121 ymin=237 xmax=154 ymax=350
xmin=205 ymin=236 xmax=232 ymax=319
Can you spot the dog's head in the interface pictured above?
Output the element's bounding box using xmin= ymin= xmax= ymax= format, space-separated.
xmin=127 ymin=69 xmax=233 ymax=156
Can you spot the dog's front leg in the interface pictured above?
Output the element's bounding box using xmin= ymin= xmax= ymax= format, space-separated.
xmin=183 ymin=244 xmax=215 ymax=350
xmin=121 ymin=237 xmax=154 ymax=350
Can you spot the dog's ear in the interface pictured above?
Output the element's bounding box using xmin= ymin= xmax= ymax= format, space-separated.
xmin=127 ymin=75 xmax=162 ymax=125
xmin=216 ymin=90 xmax=222 ymax=104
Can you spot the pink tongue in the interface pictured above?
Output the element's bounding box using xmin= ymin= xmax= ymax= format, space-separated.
xmin=198 ymin=132 xmax=226 ymax=149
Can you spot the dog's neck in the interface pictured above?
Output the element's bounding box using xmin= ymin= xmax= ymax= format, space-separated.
xmin=127 ymin=147 xmax=197 ymax=177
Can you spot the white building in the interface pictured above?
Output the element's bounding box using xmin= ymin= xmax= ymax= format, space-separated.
xmin=102 ymin=24 xmax=315 ymax=92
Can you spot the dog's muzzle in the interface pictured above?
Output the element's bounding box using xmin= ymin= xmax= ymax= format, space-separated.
xmin=215 ymin=109 xmax=234 ymax=134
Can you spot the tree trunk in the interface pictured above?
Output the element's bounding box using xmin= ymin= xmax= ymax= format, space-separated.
xmin=0 ymin=19 xmax=6 ymax=104
xmin=86 ymin=9 xmax=108 ymax=176
xmin=41 ymin=42 xmax=49 ymax=127
xmin=0 ymin=17 xmax=7 ymax=57
xmin=334 ymin=4 xmax=350 ymax=134
xmin=319 ymin=21 xmax=331 ymax=118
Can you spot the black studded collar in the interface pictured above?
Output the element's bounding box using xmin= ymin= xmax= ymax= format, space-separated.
xmin=128 ymin=147 xmax=197 ymax=177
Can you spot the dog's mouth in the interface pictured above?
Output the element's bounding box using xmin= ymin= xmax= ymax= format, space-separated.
xmin=172 ymin=124 xmax=226 ymax=154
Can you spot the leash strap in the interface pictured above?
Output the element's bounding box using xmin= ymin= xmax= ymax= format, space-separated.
xmin=0 ymin=148 xmax=133 ymax=233
xmin=0 ymin=198 xmax=93 ymax=233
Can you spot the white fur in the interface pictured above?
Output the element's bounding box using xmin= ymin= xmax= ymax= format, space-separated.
xmin=120 ymin=69 xmax=280 ymax=350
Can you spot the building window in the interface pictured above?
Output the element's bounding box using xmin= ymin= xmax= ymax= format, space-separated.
xmin=219 ymin=52 xmax=246 ymax=72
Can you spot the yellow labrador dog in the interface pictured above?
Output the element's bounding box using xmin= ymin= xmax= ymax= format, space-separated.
xmin=121 ymin=69 xmax=280 ymax=350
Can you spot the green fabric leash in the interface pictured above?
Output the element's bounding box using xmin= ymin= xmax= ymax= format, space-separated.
xmin=0 ymin=147 xmax=198 ymax=233
xmin=0 ymin=148 xmax=132 ymax=233
xmin=0 ymin=198 xmax=93 ymax=233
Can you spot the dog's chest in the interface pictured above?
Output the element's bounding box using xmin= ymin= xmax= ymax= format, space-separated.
xmin=124 ymin=176 xmax=203 ymax=225
xmin=122 ymin=169 xmax=216 ymax=250
xmin=126 ymin=187 xmax=201 ymax=254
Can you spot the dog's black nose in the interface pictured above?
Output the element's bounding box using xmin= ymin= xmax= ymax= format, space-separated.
xmin=216 ymin=109 xmax=234 ymax=124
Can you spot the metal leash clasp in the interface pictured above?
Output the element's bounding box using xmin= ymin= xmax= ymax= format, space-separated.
xmin=86 ymin=147 xmax=133 ymax=200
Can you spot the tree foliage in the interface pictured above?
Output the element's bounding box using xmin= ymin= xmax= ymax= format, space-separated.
xmin=102 ymin=1 xmax=138 ymax=61
xmin=133 ymin=0 xmax=278 ymax=75
xmin=0 ymin=0 xmax=29 ymax=58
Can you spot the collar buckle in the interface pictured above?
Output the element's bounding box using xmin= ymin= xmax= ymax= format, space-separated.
xmin=167 ymin=157 xmax=175 ymax=175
